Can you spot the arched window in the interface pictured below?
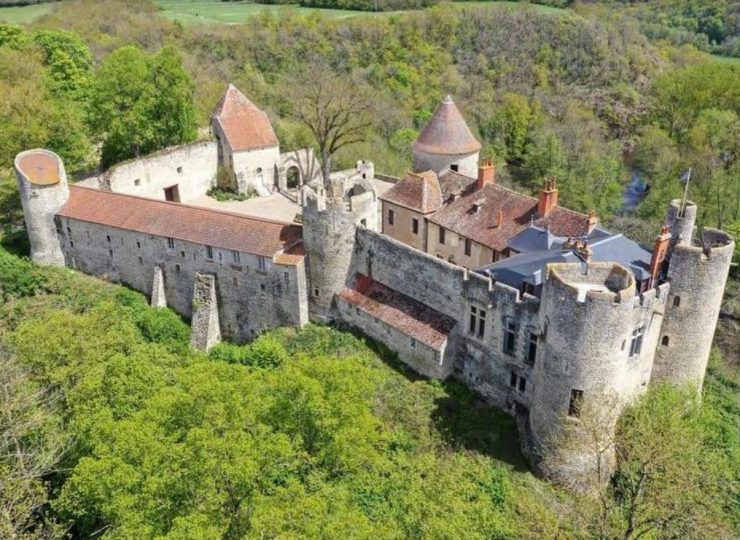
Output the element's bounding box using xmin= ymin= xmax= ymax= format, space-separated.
xmin=286 ymin=166 xmax=300 ymax=189
xmin=673 ymin=296 xmax=681 ymax=308
xmin=661 ymin=336 xmax=669 ymax=346
xmin=256 ymin=167 xmax=263 ymax=173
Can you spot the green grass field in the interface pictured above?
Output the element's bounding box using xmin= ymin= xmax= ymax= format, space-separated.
xmin=0 ymin=2 xmax=56 ymax=24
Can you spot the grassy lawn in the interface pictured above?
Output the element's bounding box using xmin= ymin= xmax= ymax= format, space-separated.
xmin=0 ymin=2 xmax=56 ymax=24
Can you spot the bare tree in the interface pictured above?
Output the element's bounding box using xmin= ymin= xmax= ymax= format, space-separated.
xmin=285 ymin=66 xmax=374 ymax=185
xmin=0 ymin=349 xmax=68 ymax=539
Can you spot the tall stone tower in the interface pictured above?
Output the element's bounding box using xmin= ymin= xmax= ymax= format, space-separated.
xmin=412 ymin=95 xmax=481 ymax=178
xmin=14 ymin=149 xmax=69 ymax=266
xmin=301 ymin=168 xmax=379 ymax=321
xmin=529 ymin=262 xmax=637 ymax=489
xmin=652 ymin=209 xmax=734 ymax=388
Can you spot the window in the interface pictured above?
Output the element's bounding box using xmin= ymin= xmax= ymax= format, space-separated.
xmin=136 ymin=241 xmax=141 ymax=249
xmin=106 ymin=234 xmax=111 ymax=242
xmin=503 ymin=322 xmax=517 ymax=355
xmin=464 ymin=238 xmax=472 ymax=257
xmin=257 ymin=255 xmax=267 ymax=270
xmin=256 ymin=167 xmax=262 ymax=173
xmin=468 ymin=306 xmax=486 ymax=338
xmin=509 ymin=372 xmax=517 ymax=387
xmin=134 ymin=179 xmax=141 ymax=186
xmin=260 ymin=283 xmax=266 ymax=292
xmin=175 ymin=264 xmax=181 ymax=273
xmin=66 ymin=225 xmax=71 ymax=234
xmin=661 ymin=336 xmax=669 ymax=346
xmin=673 ymin=296 xmax=681 ymax=308
xmin=412 ymin=218 xmax=419 ymax=234
xmin=218 ymin=252 xmax=223 ymax=262
xmin=138 ymin=256 xmax=143 ymax=265
xmin=232 ymin=277 xmax=238 ymax=286
xmin=108 ymin=249 xmax=113 ymax=257
xmin=283 ymin=272 xmax=289 ymax=284
xmin=314 ymin=288 xmax=319 ymax=297
xmin=167 ymin=237 xmax=175 ymax=250
xmin=206 ymin=245 xmax=214 ymax=259
xmin=360 ymin=218 xmax=367 ymax=227
xmin=509 ymin=372 xmax=527 ymax=393
xmin=180 ymin=251 xmax=185 ymax=258
xmin=568 ymin=389 xmax=584 ymax=418
xmin=70 ymin=240 xmax=74 ymax=247
xmin=518 ymin=377 xmax=527 ymax=392
xmin=439 ymin=227 xmax=446 ymax=245
xmin=527 ymin=333 xmax=538 ymax=364
xmin=176 ymin=166 xmax=183 ymax=174
xmin=450 ymin=164 xmax=459 ymax=172
xmin=388 ymin=208 xmax=394 ymax=225
xmin=410 ymin=337 xmax=416 ymax=348
xmin=629 ymin=326 xmax=644 ymax=357
xmin=232 ymin=250 xmax=241 ymax=264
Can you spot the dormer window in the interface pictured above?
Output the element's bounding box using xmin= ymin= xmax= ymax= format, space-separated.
xmin=472 ymin=199 xmax=485 ymax=214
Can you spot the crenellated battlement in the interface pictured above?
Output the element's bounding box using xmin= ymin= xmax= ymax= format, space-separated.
xmin=546 ymin=262 xmax=635 ymax=304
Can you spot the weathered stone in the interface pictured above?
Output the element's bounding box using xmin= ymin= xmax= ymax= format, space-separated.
xmin=151 ymin=264 xmax=167 ymax=308
xmin=190 ymin=272 xmax=221 ymax=351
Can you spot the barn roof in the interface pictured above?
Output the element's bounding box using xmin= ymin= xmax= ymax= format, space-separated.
xmin=58 ymin=186 xmax=302 ymax=260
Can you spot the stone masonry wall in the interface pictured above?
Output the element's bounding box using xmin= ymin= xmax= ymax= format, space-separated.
xmin=190 ymin=273 xmax=221 ymax=351
xmin=412 ymin=149 xmax=479 ymax=178
xmin=101 ymin=141 xmax=217 ymax=202
xmin=58 ymin=218 xmax=309 ymax=342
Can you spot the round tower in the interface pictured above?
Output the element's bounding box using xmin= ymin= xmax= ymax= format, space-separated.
xmin=14 ymin=149 xmax=69 ymax=266
xmin=664 ymin=199 xmax=697 ymax=249
xmin=412 ymin=96 xmax=481 ymax=178
xmin=301 ymin=173 xmax=379 ymax=321
xmin=529 ymin=262 xmax=636 ymax=490
xmin=652 ymin=228 xmax=734 ymax=388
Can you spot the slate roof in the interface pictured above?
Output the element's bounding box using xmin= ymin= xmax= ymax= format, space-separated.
xmin=413 ymin=96 xmax=481 ymax=155
xmin=339 ymin=273 xmax=456 ymax=350
xmin=379 ymin=170 xmax=443 ymax=214
xmin=59 ymin=186 xmax=303 ymax=259
xmin=479 ymin=226 xmax=652 ymax=292
xmin=212 ymin=84 xmax=279 ymax=152
xmin=427 ymin=182 xmax=590 ymax=252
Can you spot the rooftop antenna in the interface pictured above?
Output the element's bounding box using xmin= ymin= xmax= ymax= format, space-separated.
xmin=680 ymin=168 xmax=692 ymax=217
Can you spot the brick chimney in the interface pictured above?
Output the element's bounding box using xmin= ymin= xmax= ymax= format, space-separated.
xmin=538 ymin=177 xmax=558 ymax=217
xmin=477 ymin=159 xmax=495 ymax=190
xmin=649 ymin=226 xmax=671 ymax=286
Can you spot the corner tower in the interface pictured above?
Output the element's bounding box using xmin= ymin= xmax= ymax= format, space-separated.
xmin=412 ymin=96 xmax=481 ymax=178
xmin=301 ymin=170 xmax=379 ymax=321
xmin=14 ymin=149 xmax=69 ymax=266
xmin=529 ymin=262 xmax=637 ymax=490
xmin=652 ymin=226 xmax=734 ymax=388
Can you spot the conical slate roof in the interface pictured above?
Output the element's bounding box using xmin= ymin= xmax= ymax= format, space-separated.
xmin=412 ymin=96 xmax=481 ymax=155
xmin=212 ymin=84 xmax=278 ymax=152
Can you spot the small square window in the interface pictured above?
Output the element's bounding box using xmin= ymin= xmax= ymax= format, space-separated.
xmin=450 ymin=164 xmax=459 ymax=172
xmin=108 ymin=249 xmax=113 ymax=257
xmin=260 ymin=283 xmax=266 ymax=292
xmin=134 ymin=179 xmax=141 ymax=186
xmin=106 ymin=235 xmax=111 ymax=242
xmin=180 ymin=251 xmax=185 ymax=258
xmin=410 ymin=337 xmax=416 ymax=348
xmin=138 ymin=256 xmax=143 ymax=264
xmin=314 ymin=288 xmax=319 ymax=297
xmin=175 ymin=264 xmax=181 ymax=273
xmin=176 ymin=166 xmax=183 ymax=174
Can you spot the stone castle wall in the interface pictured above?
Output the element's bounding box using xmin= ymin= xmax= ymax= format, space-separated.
xmin=57 ymin=216 xmax=309 ymax=342
xmin=100 ymin=141 xmax=217 ymax=202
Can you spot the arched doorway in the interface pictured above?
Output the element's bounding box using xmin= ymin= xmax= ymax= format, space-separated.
xmin=286 ymin=166 xmax=300 ymax=190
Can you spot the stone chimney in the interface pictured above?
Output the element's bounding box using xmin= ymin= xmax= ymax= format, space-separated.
xmin=477 ymin=159 xmax=495 ymax=190
xmin=649 ymin=226 xmax=671 ymax=285
xmin=587 ymin=209 xmax=599 ymax=232
xmin=538 ymin=177 xmax=558 ymax=217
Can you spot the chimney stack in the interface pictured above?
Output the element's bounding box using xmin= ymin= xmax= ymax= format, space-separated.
xmin=538 ymin=177 xmax=558 ymax=217
xmin=649 ymin=225 xmax=671 ymax=286
xmin=477 ymin=159 xmax=495 ymax=190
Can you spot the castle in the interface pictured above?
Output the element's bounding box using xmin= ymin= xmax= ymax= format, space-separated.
xmin=14 ymin=86 xmax=734 ymax=490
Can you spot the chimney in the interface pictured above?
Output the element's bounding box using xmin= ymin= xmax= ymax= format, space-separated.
xmin=587 ymin=209 xmax=599 ymax=232
xmin=538 ymin=177 xmax=558 ymax=217
xmin=477 ymin=159 xmax=495 ymax=190
xmin=649 ymin=226 xmax=671 ymax=286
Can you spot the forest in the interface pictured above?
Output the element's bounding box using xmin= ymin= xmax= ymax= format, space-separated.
xmin=0 ymin=0 xmax=737 ymax=537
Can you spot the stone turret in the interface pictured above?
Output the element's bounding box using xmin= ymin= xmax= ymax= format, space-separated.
xmin=301 ymin=169 xmax=379 ymax=321
xmin=14 ymin=149 xmax=69 ymax=266
xmin=652 ymin=227 xmax=734 ymax=388
xmin=529 ymin=262 xmax=636 ymax=490
xmin=665 ymin=199 xmax=696 ymax=250
xmin=412 ymin=96 xmax=481 ymax=178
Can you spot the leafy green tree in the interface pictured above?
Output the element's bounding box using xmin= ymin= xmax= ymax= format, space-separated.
xmin=31 ymin=29 xmax=93 ymax=100
xmin=89 ymin=45 xmax=197 ymax=168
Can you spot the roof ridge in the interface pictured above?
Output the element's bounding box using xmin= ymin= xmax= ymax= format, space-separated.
xmin=68 ymin=185 xmax=296 ymax=228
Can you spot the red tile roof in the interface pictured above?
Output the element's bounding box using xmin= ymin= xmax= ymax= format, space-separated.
xmin=379 ymin=170 xmax=442 ymax=214
xmin=213 ymin=84 xmax=279 ymax=152
xmin=413 ymin=96 xmax=481 ymax=155
xmin=428 ymin=176 xmax=590 ymax=252
xmin=339 ymin=273 xmax=456 ymax=350
xmin=59 ymin=186 xmax=302 ymax=259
